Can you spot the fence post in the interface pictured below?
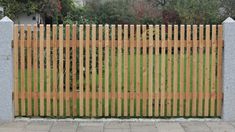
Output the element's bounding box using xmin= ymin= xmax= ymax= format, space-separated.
xmin=0 ymin=16 xmax=14 ymax=121
xmin=223 ymin=17 xmax=235 ymax=121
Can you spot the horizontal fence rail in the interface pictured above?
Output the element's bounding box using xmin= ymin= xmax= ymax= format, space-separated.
xmin=13 ymin=24 xmax=223 ymax=118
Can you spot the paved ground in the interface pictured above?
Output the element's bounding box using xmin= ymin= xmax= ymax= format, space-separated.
xmin=0 ymin=119 xmax=234 ymax=132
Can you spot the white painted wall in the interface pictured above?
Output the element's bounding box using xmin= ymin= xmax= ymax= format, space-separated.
xmin=14 ymin=13 xmax=42 ymax=25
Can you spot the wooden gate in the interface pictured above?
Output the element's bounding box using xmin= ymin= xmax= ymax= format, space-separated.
xmin=13 ymin=24 xmax=223 ymax=118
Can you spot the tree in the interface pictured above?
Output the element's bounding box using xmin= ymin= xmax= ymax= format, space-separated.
xmin=0 ymin=0 xmax=76 ymax=24
xmin=221 ymin=0 xmax=235 ymax=19
xmin=168 ymin=0 xmax=221 ymax=24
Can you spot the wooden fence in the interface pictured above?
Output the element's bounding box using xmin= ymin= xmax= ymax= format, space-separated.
xmin=13 ymin=24 xmax=223 ymax=118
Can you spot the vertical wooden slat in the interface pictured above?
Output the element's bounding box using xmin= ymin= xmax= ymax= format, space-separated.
xmin=123 ymin=25 xmax=128 ymax=116
xmin=179 ymin=25 xmax=185 ymax=116
xmin=39 ymin=24 xmax=44 ymax=116
xmin=160 ymin=25 xmax=166 ymax=117
xmin=117 ymin=25 xmax=122 ymax=117
xmin=192 ymin=25 xmax=198 ymax=116
xmin=136 ymin=25 xmax=141 ymax=117
xmin=198 ymin=25 xmax=204 ymax=116
xmin=14 ymin=25 xmax=19 ymax=116
xmin=59 ymin=25 xmax=64 ymax=117
xmin=210 ymin=25 xmax=216 ymax=116
xmin=155 ymin=25 xmax=160 ymax=117
xmin=27 ymin=25 xmax=32 ymax=116
xmin=204 ymin=25 xmax=210 ymax=117
xmin=173 ymin=25 xmax=178 ymax=116
xmin=52 ymin=25 xmax=57 ymax=116
xmin=130 ymin=25 xmax=135 ymax=117
xmin=46 ymin=25 xmax=51 ymax=116
xmin=104 ymin=25 xmax=110 ymax=116
xmin=142 ymin=25 xmax=147 ymax=117
xmin=72 ymin=24 xmax=77 ymax=116
xmin=217 ymin=25 xmax=223 ymax=116
xmin=20 ymin=25 xmax=26 ymax=116
xmin=65 ymin=25 xmax=70 ymax=116
xmin=91 ymin=25 xmax=96 ymax=117
xmin=85 ymin=25 xmax=90 ymax=117
xmin=111 ymin=25 xmax=116 ymax=116
xmin=33 ymin=25 xmax=38 ymax=116
xmin=98 ymin=25 xmax=103 ymax=116
xmin=185 ymin=25 xmax=191 ymax=116
xmin=79 ymin=25 xmax=84 ymax=116
xmin=167 ymin=25 xmax=172 ymax=116
xmin=148 ymin=25 xmax=153 ymax=117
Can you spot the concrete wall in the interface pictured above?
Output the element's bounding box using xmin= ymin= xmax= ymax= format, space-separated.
xmin=0 ymin=16 xmax=13 ymax=121
xmin=222 ymin=17 xmax=235 ymax=121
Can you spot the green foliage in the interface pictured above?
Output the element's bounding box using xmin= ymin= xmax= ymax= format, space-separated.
xmin=168 ymin=0 xmax=221 ymax=24
xmin=221 ymin=0 xmax=235 ymax=19
xmin=0 ymin=0 xmax=40 ymax=18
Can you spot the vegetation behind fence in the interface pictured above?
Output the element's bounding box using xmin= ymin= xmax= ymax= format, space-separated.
xmin=13 ymin=24 xmax=223 ymax=118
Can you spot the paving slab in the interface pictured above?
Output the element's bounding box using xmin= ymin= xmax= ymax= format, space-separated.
xmin=181 ymin=122 xmax=211 ymax=132
xmin=77 ymin=122 xmax=103 ymax=132
xmin=50 ymin=121 xmax=78 ymax=132
xmin=231 ymin=122 xmax=235 ymax=127
xmin=206 ymin=122 xmax=235 ymax=132
xmin=26 ymin=121 xmax=53 ymax=132
xmin=104 ymin=128 xmax=130 ymax=132
xmin=130 ymin=121 xmax=157 ymax=132
xmin=156 ymin=122 xmax=185 ymax=132
xmin=130 ymin=121 xmax=156 ymax=127
xmin=104 ymin=122 xmax=130 ymax=129
xmin=0 ymin=121 xmax=28 ymax=132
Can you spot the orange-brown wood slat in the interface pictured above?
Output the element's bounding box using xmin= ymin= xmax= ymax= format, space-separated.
xmin=39 ymin=25 xmax=45 ymax=116
xmin=217 ymin=25 xmax=223 ymax=116
xmin=167 ymin=25 xmax=172 ymax=116
xmin=136 ymin=25 xmax=141 ymax=117
xmin=179 ymin=25 xmax=185 ymax=116
xmin=85 ymin=25 xmax=90 ymax=117
xmin=160 ymin=25 xmax=166 ymax=117
xmin=52 ymin=25 xmax=58 ymax=116
xmin=148 ymin=25 xmax=153 ymax=117
xmin=198 ymin=25 xmax=204 ymax=116
xmin=173 ymin=25 xmax=179 ymax=116
xmin=155 ymin=25 xmax=160 ymax=117
xmin=111 ymin=25 xmax=116 ymax=116
xmin=185 ymin=25 xmax=191 ymax=116
xmin=117 ymin=25 xmax=122 ymax=117
xmin=46 ymin=25 xmax=51 ymax=116
xmin=104 ymin=25 xmax=110 ymax=116
xmin=204 ymin=25 xmax=210 ymax=117
xmin=20 ymin=25 xmax=26 ymax=116
xmin=27 ymin=25 xmax=32 ymax=116
xmin=72 ymin=25 xmax=77 ymax=116
xmin=65 ymin=25 xmax=71 ymax=116
xmin=98 ymin=25 xmax=103 ymax=117
xmin=192 ymin=25 xmax=198 ymax=116
xmin=142 ymin=25 xmax=147 ymax=117
xmin=14 ymin=25 xmax=19 ymax=116
xmin=130 ymin=25 xmax=135 ymax=117
xmin=123 ymin=25 xmax=128 ymax=116
xmin=59 ymin=25 xmax=64 ymax=117
xmin=79 ymin=25 xmax=84 ymax=117
xmin=91 ymin=25 xmax=97 ymax=117
xmin=33 ymin=25 xmax=39 ymax=116
xmin=210 ymin=25 xmax=217 ymax=116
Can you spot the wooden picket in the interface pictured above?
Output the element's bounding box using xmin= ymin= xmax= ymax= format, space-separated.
xmin=13 ymin=24 xmax=224 ymax=118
